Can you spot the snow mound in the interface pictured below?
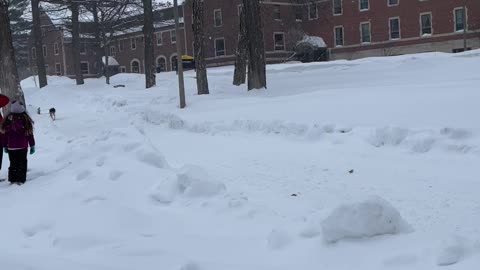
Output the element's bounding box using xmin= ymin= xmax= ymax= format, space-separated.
xmin=369 ymin=127 xmax=409 ymax=147
xmin=150 ymin=165 xmax=226 ymax=203
xmin=267 ymin=229 xmax=292 ymax=250
xmin=321 ymin=196 xmax=412 ymax=243
xmin=136 ymin=148 xmax=169 ymax=169
xmin=436 ymin=236 xmax=467 ymax=266
xmin=176 ymin=165 xmax=226 ymax=197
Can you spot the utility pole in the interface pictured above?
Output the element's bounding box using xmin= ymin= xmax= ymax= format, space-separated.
xmin=173 ymin=0 xmax=186 ymax=109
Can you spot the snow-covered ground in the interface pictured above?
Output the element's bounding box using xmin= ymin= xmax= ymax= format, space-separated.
xmin=2 ymin=51 xmax=480 ymax=269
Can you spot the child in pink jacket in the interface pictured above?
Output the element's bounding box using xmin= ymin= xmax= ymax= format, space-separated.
xmin=2 ymin=101 xmax=35 ymax=185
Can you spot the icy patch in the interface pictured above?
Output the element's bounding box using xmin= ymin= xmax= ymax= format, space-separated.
xmin=436 ymin=236 xmax=467 ymax=266
xmin=267 ymin=229 xmax=292 ymax=250
xmin=322 ymin=196 xmax=412 ymax=243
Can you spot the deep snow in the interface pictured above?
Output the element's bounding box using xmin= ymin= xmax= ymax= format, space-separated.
xmin=1 ymin=51 xmax=480 ymax=269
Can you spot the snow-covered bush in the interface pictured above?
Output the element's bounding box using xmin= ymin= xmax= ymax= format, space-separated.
xmin=321 ymin=196 xmax=412 ymax=243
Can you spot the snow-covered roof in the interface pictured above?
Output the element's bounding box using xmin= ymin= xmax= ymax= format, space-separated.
xmin=297 ymin=36 xmax=327 ymax=48
xmin=102 ymin=56 xmax=120 ymax=66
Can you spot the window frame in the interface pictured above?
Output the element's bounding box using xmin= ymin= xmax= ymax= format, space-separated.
xmin=389 ymin=17 xmax=401 ymax=40
xmin=334 ymin=25 xmax=344 ymax=47
xmin=360 ymin=21 xmax=371 ymax=44
xmin=388 ymin=0 xmax=399 ymax=7
xmin=420 ymin=12 xmax=433 ymax=36
xmin=359 ymin=0 xmax=369 ymax=12
xmin=308 ymin=3 xmax=318 ymax=20
xmin=55 ymin=63 xmax=62 ymax=76
xmin=42 ymin=45 xmax=47 ymax=57
xmin=214 ymin=8 xmax=223 ymax=27
xmin=80 ymin=61 xmax=89 ymax=75
xmin=273 ymin=32 xmax=286 ymax=51
xmin=54 ymin=43 xmax=59 ymax=55
xmin=131 ymin=38 xmax=137 ymax=50
xmin=454 ymin=7 xmax=467 ymax=32
xmin=333 ymin=0 xmax=343 ymax=16
xmin=214 ymin=37 xmax=226 ymax=57
xmin=170 ymin=30 xmax=177 ymax=44
xmin=156 ymin=32 xmax=163 ymax=45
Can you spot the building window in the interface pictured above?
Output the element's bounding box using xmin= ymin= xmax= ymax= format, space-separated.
xmin=55 ymin=63 xmax=62 ymax=76
xmin=420 ymin=13 xmax=432 ymax=35
xmin=360 ymin=22 xmax=371 ymax=43
xmin=334 ymin=26 xmax=344 ymax=47
xmin=119 ymin=41 xmax=124 ymax=52
xmin=131 ymin=38 xmax=137 ymax=50
xmin=31 ymin=47 xmax=36 ymax=59
xmin=389 ymin=17 xmax=400 ymax=39
xmin=110 ymin=46 xmax=116 ymax=56
xmin=41 ymin=28 xmax=46 ymax=37
xmin=131 ymin=59 xmax=140 ymax=73
xmin=54 ymin=43 xmax=59 ymax=55
xmin=388 ymin=0 xmax=399 ymax=6
xmin=119 ymin=66 xmax=127 ymax=73
xmin=274 ymin=33 xmax=285 ymax=51
xmin=295 ymin=6 xmax=303 ymax=21
xmin=171 ymin=55 xmax=178 ymax=71
xmin=156 ymin=32 xmax=163 ymax=45
xmin=308 ymin=4 xmax=318 ymax=20
xmin=215 ymin=38 xmax=225 ymax=57
xmin=80 ymin=42 xmax=86 ymax=54
xmin=359 ymin=0 xmax=369 ymax=11
xmin=214 ymin=9 xmax=223 ymax=27
xmin=42 ymin=45 xmax=47 ymax=57
xmin=333 ymin=0 xmax=342 ymax=15
xmin=170 ymin=30 xmax=176 ymax=44
xmin=156 ymin=56 xmax=167 ymax=73
xmin=80 ymin=62 xmax=89 ymax=75
xmin=454 ymin=8 xmax=466 ymax=32
xmin=273 ymin=5 xmax=281 ymax=20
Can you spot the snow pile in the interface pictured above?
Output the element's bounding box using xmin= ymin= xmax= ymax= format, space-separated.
xmin=297 ymin=35 xmax=327 ymax=48
xmin=150 ymin=165 xmax=226 ymax=204
xmin=322 ymin=196 xmax=412 ymax=243
xmin=436 ymin=236 xmax=468 ymax=266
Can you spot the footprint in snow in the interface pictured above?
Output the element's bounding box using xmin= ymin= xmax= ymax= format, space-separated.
xmin=76 ymin=170 xmax=91 ymax=181
xmin=109 ymin=170 xmax=123 ymax=181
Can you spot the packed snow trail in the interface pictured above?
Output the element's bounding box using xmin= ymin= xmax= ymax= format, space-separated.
xmin=1 ymin=51 xmax=480 ymax=269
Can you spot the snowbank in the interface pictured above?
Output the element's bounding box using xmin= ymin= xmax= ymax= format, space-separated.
xmin=322 ymin=196 xmax=412 ymax=243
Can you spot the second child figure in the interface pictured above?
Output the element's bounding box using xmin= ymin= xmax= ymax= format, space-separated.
xmin=2 ymin=101 xmax=36 ymax=185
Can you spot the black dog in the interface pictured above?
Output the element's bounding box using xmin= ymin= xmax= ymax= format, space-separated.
xmin=49 ymin=108 xmax=56 ymax=121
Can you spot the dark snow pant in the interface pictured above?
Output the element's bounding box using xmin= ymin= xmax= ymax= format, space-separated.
xmin=8 ymin=149 xmax=28 ymax=184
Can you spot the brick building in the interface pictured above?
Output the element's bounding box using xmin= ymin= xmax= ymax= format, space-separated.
xmin=31 ymin=0 xmax=480 ymax=76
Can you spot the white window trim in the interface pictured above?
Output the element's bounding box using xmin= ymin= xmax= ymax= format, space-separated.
xmin=110 ymin=46 xmax=116 ymax=56
xmin=214 ymin=9 xmax=223 ymax=27
xmin=80 ymin=61 xmax=89 ymax=75
xmin=359 ymin=0 xmax=369 ymax=12
xmin=453 ymin=7 xmax=468 ymax=32
xmin=156 ymin=32 xmax=163 ymax=45
xmin=130 ymin=58 xmax=141 ymax=73
xmin=360 ymin=21 xmax=371 ymax=44
xmin=119 ymin=66 xmax=127 ymax=73
xmin=170 ymin=54 xmax=178 ymax=71
xmin=333 ymin=0 xmax=343 ymax=16
xmin=389 ymin=17 xmax=401 ymax=40
xmin=273 ymin=32 xmax=286 ymax=51
xmin=420 ymin=12 xmax=433 ymax=36
xmin=214 ymin=37 xmax=226 ymax=57
xmin=170 ymin=30 xmax=177 ymax=44
xmin=308 ymin=3 xmax=318 ymax=20
xmin=156 ymin=55 xmax=167 ymax=71
xmin=334 ymin=25 xmax=344 ymax=47
xmin=387 ymin=0 xmax=399 ymax=7
xmin=131 ymin=38 xmax=137 ymax=50
xmin=54 ymin=43 xmax=59 ymax=55
xmin=31 ymin=47 xmax=37 ymax=59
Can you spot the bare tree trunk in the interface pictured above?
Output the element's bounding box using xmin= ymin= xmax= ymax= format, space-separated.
xmin=143 ymin=0 xmax=156 ymax=89
xmin=103 ymin=32 xmax=110 ymax=85
xmin=0 ymin=0 xmax=25 ymax=107
xmin=192 ymin=0 xmax=209 ymax=95
xmin=92 ymin=2 xmax=103 ymax=78
xmin=31 ymin=0 xmax=47 ymax=88
xmin=243 ymin=0 xmax=266 ymax=90
xmin=173 ymin=0 xmax=186 ymax=108
xmin=71 ymin=2 xmax=84 ymax=85
xmin=233 ymin=5 xmax=247 ymax=86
